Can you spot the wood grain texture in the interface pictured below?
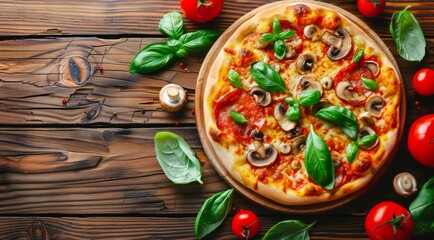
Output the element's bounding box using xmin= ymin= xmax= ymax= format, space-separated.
xmin=0 ymin=0 xmax=432 ymax=38
xmin=0 ymin=37 xmax=433 ymax=125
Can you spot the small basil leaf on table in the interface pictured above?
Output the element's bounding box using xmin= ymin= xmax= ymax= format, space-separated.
xmin=286 ymin=105 xmax=301 ymax=122
xmin=158 ymin=12 xmax=184 ymax=39
xmin=179 ymin=29 xmax=222 ymax=54
xmin=357 ymin=134 xmax=378 ymax=147
xmin=259 ymin=33 xmax=276 ymax=43
xmin=195 ymin=189 xmax=233 ymax=240
xmin=361 ymin=77 xmax=379 ymax=90
xmin=305 ymin=125 xmax=335 ymax=190
xmin=346 ymin=142 xmax=359 ymax=164
xmin=230 ymin=110 xmax=248 ymax=124
xmin=352 ymin=49 xmax=364 ymax=63
xmin=390 ymin=6 xmax=426 ymax=61
xmin=251 ymin=61 xmax=288 ymax=92
xmin=227 ymin=69 xmax=244 ymax=89
xmin=316 ymin=105 xmax=358 ymax=140
xmin=274 ymin=39 xmax=286 ymax=60
xmin=262 ymin=220 xmax=316 ymax=240
xmin=299 ymin=89 xmax=321 ymax=107
xmin=154 ymin=131 xmax=203 ymax=184
xmin=409 ymin=177 xmax=434 ymax=235
xmin=129 ymin=42 xmax=178 ymax=74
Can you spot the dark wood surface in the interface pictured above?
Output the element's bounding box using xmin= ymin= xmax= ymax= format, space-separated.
xmin=0 ymin=0 xmax=432 ymax=239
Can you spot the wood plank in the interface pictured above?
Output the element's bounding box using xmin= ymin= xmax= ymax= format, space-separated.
xmin=0 ymin=1 xmax=432 ymax=38
xmin=0 ymin=37 xmax=433 ymax=125
xmin=0 ymin=127 xmax=432 ymax=215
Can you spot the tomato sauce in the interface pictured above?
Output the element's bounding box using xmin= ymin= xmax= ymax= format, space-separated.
xmin=214 ymin=89 xmax=265 ymax=143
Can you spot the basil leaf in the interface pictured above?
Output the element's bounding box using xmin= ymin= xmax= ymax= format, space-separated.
xmin=346 ymin=142 xmax=359 ymax=164
xmin=299 ymin=89 xmax=321 ymax=107
xmin=230 ymin=110 xmax=248 ymax=124
xmin=285 ymin=97 xmax=298 ymax=106
xmin=305 ymin=125 xmax=335 ymax=190
xmin=352 ymin=49 xmax=364 ymax=63
xmin=274 ymin=39 xmax=286 ymax=60
xmin=227 ymin=69 xmax=243 ymax=89
xmin=361 ymin=77 xmax=379 ymax=90
xmin=175 ymin=48 xmax=188 ymax=58
xmin=277 ymin=30 xmax=296 ymax=40
xmin=154 ymin=132 xmax=203 ymax=184
xmin=129 ymin=42 xmax=178 ymax=74
xmin=357 ymin=134 xmax=378 ymax=147
xmin=260 ymin=33 xmax=276 ymax=43
xmin=316 ymin=105 xmax=358 ymax=140
xmin=159 ymin=12 xmax=184 ymax=39
xmin=286 ymin=105 xmax=301 ymax=122
xmin=179 ymin=30 xmax=221 ymax=54
xmin=390 ymin=6 xmax=426 ymax=61
xmin=262 ymin=220 xmax=316 ymax=240
xmin=410 ymin=177 xmax=434 ymax=235
xmin=251 ymin=62 xmax=288 ymax=92
xmin=195 ymin=189 xmax=233 ymax=240
xmin=272 ymin=17 xmax=281 ymax=35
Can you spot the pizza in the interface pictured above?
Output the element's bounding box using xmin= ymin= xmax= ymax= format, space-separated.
xmin=202 ymin=1 xmax=401 ymax=205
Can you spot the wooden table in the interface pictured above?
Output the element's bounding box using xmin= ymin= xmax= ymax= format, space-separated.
xmin=0 ymin=0 xmax=432 ymax=239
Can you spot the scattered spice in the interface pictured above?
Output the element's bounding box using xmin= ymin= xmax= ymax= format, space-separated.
xmin=179 ymin=62 xmax=185 ymax=69
xmin=415 ymin=101 xmax=420 ymax=106
xmin=224 ymin=47 xmax=236 ymax=55
xmin=61 ymin=99 xmax=67 ymax=105
xmin=191 ymin=109 xmax=196 ymax=115
xmin=175 ymin=121 xmax=180 ymax=126
xmin=98 ymin=66 xmax=104 ymax=73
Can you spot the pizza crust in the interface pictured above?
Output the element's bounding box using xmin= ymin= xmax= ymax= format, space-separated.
xmin=203 ymin=1 xmax=401 ymax=205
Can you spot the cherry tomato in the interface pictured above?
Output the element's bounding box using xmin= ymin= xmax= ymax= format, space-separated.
xmin=180 ymin=0 xmax=224 ymax=23
xmin=408 ymin=114 xmax=434 ymax=168
xmin=231 ymin=209 xmax=260 ymax=239
xmin=357 ymin=0 xmax=386 ymax=17
xmin=413 ymin=68 xmax=434 ymax=96
xmin=365 ymin=201 xmax=414 ymax=240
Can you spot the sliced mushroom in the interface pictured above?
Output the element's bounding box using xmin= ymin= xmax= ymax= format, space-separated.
xmin=278 ymin=142 xmax=291 ymax=154
xmin=326 ymin=27 xmax=352 ymax=61
xmin=331 ymin=151 xmax=342 ymax=168
xmin=296 ymin=52 xmax=317 ymax=74
xmin=304 ymin=24 xmax=321 ymax=41
xmin=310 ymin=100 xmax=330 ymax=114
xmin=298 ymin=76 xmax=323 ymax=97
xmin=365 ymin=95 xmax=384 ymax=118
xmin=393 ymin=172 xmax=417 ymax=197
xmin=320 ymin=76 xmax=333 ymax=90
xmin=358 ymin=112 xmax=375 ymax=127
xmin=358 ymin=126 xmax=379 ymax=150
xmin=269 ymin=61 xmax=280 ymax=72
xmin=291 ymin=135 xmax=307 ymax=153
xmin=255 ymin=37 xmax=269 ymax=49
xmin=274 ymin=103 xmax=297 ymax=131
xmin=321 ymin=30 xmax=343 ymax=49
xmin=285 ymin=44 xmax=297 ymax=58
xmin=253 ymin=140 xmax=267 ymax=158
xmin=290 ymin=160 xmax=302 ymax=171
xmin=250 ymin=129 xmax=264 ymax=141
xmin=249 ymin=86 xmax=272 ymax=107
xmin=246 ymin=144 xmax=278 ymax=168
xmin=366 ymin=60 xmax=380 ymax=76
xmin=336 ymin=81 xmax=366 ymax=103
xmin=287 ymin=126 xmax=302 ymax=138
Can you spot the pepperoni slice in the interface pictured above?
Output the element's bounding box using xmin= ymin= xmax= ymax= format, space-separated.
xmin=214 ymin=89 xmax=265 ymax=142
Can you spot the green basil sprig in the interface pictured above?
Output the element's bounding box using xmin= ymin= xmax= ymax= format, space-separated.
xmin=230 ymin=110 xmax=248 ymax=124
xmin=263 ymin=220 xmax=316 ymax=240
xmin=284 ymin=89 xmax=321 ymax=121
xmin=352 ymin=49 xmax=364 ymax=63
xmin=410 ymin=177 xmax=434 ymax=235
xmin=130 ymin=12 xmax=221 ymax=74
xmin=154 ymin=132 xmax=203 ymax=184
xmin=305 ymin=125 xmax=335 ymax=190
xmin=195 ymin=189 xmax=233 ymax=240
xmin=345 ymin=134 xmax=378 ymax=163
xmin=361 ymin=77 xmax=379 ymax=90
xmin=228 ymin=69 xmax=243 ymax=89
xmin=390 ymin=6 xmax=426 ymax=61
xmin=259 ymin=17 xmax=296 ymax=60
xmin=316 ymin=105 xmax=358 ymax=140
xmin=251 ymin=61 xmax=288 ymax=92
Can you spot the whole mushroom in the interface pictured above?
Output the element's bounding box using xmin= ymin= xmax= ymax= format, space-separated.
xmin=159 ymin=84 xmax=187 ymax=112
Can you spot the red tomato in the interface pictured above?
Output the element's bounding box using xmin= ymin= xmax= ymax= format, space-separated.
xmin=357 ymin=0 xmax=386 ymax=17
xmin=408 ymin=114 xmax=434 ymax=168
xmin=365 ymin=201 xmax=414 ymax=240
xmin=180 ymin=0 xmax=223 ymax=23
xmin=231 ymin=210 xmax=260 ymax=239
xmin=413 ymin=68 xmax=434 ymax=96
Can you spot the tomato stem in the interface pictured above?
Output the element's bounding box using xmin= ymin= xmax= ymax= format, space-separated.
xmin=372 ymin=211 xmax=410 ymax=238
xmin=197 ymin=0 xmax=211 ymax=10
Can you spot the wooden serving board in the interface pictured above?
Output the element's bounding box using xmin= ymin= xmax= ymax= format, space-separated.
xmin=195 ymin=0 xmax=406 ymax=213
